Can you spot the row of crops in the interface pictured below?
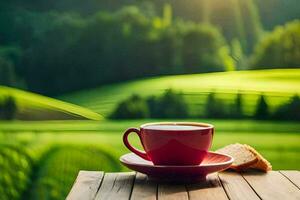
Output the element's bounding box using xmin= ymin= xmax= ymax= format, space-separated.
xmin=0 ymin=144 xmax=33 ymax=200
xmin=0 ymin=141 xmax=122 ymax=200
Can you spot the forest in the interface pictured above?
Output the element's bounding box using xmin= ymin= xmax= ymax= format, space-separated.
xmin=1 ymin=0 xmax=299 ymax=95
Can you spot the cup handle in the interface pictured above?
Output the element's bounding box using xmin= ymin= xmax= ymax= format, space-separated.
xmin=123 ymin=128 xmax=150 ymax=161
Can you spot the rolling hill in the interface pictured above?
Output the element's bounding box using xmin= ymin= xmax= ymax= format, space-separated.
xmin=0 ymin=86 xmax=102 ymax=120
xmin=60 ymin=69 xmax=300 ymax=117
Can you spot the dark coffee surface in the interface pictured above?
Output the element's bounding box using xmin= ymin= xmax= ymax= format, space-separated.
xmin=144 ymin=124 xmax=207 ymax=131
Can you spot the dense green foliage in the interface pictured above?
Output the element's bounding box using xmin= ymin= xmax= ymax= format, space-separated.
xmin=150 ymin=89 xmax=188 ymax=118
xmin=111 ymin=89 xmax=188 ymax=119
xmin=273 ymin=95 xmax=300 ymax=121
xmin=61 ymin=69 xmax=300 ymax=118
xmin=252 ymin=20 xmax=300 ymax=69
xmin=111 ymin=90 xmax=300 ymax=121
xmin=0 ymin=57 xmax=17 ymax=87
xmin=110 ymin=94 xmax=150 ymax=119
xmin=0 ymin=1 xmax=299 ymax=95
xmin=230 ymin=93 xmax=244 ymax=118
xmin=254 ymin=95 xmax=269 ymax=120
xmin=1 ymin=0 xmax=297 ymax=29
xmin=0 ymin=96 xmax=17 ymax=120
xmin=21 ymin=8 xmax=232 ymax=95
xmin=204 ymin=93 xmax=228 ymax=119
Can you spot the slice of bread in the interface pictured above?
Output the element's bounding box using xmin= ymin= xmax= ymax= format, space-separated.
xmin=244 ymin=144 xmax=272 ymax=172
xmin=216 ymin=143 xmax=272 ymax=172
xmin=216 ymin=143 xmax=258 ymax=171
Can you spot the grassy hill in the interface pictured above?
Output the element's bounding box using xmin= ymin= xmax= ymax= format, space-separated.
xmin=61 ymin=69 xmax=300 ymax=117
xmin=0 ymin=86 xmax=102 ymax=120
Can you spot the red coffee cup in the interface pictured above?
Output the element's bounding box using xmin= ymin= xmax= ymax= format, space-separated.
xmin=123 ymin=122 xmax=214 ymax=165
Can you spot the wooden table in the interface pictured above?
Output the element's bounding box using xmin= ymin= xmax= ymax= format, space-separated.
xmin=67 ymin=170 xmax=300 ymax=200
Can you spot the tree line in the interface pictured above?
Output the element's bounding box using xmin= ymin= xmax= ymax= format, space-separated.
xmin=1 ymin=90 xmax=299 ymax=121
xmin=110 ymin=89 xmax=300 ymax=121
xmin=0 ymin=2 xmax=299 ymax=96
xmin=0 ymin=6 xmax=234 ymax=95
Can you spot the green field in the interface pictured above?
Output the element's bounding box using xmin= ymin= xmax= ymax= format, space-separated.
xmin=2 ymin=119 xmax=299 ymax=171
xmin=61 ymin=69 xmax=300 ymax=117
xmin=1 ymin=69 xmax=300 ymax=200
xmin=1 ymin=119 xmax=299 ymax=199
xmin=0 ymin=86 xmax=102 ymax=120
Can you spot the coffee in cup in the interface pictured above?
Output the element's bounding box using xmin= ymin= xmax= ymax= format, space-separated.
xmin=123 ymin=122 xmax=214 ymax=165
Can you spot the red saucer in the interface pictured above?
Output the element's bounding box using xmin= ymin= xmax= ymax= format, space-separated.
xmin=120 ymin=151 xmax=233 ymax=182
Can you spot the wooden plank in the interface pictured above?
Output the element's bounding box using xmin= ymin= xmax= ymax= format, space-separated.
xmin=186 ymin=173 xmax=228 ymax=200
xmin=158 ymin=183 xmax=188 ymax=200
xmin=280 ymin=170 xmax=300 ymax=189
xmin=95 ymin=172 xmax=135 ymax=200
xmin=131 ymin=173 xmax=157 ymax=200
xmin=218 ymin=171 xmax=260 ymax=200
xmin=66 ymin=171 xmax=104 ymax=200
xmin=242 ymin=170 xmax=300 ymax=200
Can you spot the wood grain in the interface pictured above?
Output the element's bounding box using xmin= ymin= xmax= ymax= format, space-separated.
xmin=242 ymin=170 xmax=300 ymax=200
xmin=66 ymin=171 xmax=104 ymax=200
xmin=218 ymin=171 xmax=260 ymax=200
xmin=158 ymin=184 xmax=188 ymax=200
xmin=94 ymin=172 xmax=135 ymax=200
xmin=131 ymin=173 xmax=157 ymax=200
xmin=280 ymin=170 xmax=300 ymax=189
xmin=186 ymin=173 xmax=228 ymax=200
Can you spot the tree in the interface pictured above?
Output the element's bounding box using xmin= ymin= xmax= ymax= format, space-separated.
xmin=273 ymin=95 xmax=300 ymax=121
xmin=153 ymin=89 xmax=189 ymax=118
xmin=146 ymin=95 xmax=160 ymax=118
xmin=0 ymin=96 xmax=17 ymax=120
xmin=181 ymin=23 xmax=233 ymax=73
xmin=230 ymin=93 xmax=244 ymax=118
xmin=0 ymin=57 xmax=17 ymax=87
xmin=205 ymin=92 xmax=227 ymax=118
xmin=251 ymin=20 xmax=300 ymax=69
xmin=21 ymin=6 xmax=237 ymax=96
xmin=209 ymin=0 xmax=246 ymax=49
xmin=110 ymin=94 xmax=150 ymax=119
xmin=238 ymin=0 xmax=263 ymax=53
xmin=22 ymin=12 xmax=87 ymax=95
xmin=254 ymin=95 xmax=269 ymax=120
